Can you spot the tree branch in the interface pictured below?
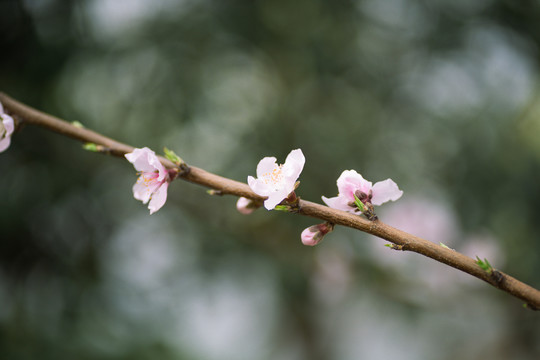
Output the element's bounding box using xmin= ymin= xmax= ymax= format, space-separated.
xmin=1 ymin=92 xmax=539 ymax=310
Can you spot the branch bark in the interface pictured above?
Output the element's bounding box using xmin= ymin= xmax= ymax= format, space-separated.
xmin=1 ymin=92 xmax=539 ymax=310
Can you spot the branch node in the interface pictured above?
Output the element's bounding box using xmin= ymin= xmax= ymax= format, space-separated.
xmin=386 ymin=243 xmax=405 ymax=251
xmin=491 ymin=270 xmax=504 ymax=284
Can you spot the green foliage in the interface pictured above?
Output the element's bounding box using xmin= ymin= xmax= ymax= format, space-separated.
xmin=476 ymin=256 xmax=494 ymax=274
xmin=353 ymin=193 xmax=366 ymax=212
xmin=163 ymin=147 xmax=183 ymax=165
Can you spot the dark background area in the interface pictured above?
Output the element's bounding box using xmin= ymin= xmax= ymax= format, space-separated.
xmin=1 ymin=0 xmax=539 ymax=359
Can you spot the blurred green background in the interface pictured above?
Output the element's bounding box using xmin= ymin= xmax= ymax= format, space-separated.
xmin=1 ymin=0 xmax=540 ymax=359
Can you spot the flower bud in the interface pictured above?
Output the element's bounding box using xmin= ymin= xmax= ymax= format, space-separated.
xmin=301 ymin=222 xmax=334 ymax=246
xmin=236 ymin=197 xmax=261 ymax=215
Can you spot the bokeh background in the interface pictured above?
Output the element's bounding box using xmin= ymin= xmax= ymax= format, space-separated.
xmin=1 ymin=0 xmax=540 ymax=359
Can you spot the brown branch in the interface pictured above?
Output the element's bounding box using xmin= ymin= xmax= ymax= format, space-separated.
xmin=1 ymin=92 xmax=539 ymax=310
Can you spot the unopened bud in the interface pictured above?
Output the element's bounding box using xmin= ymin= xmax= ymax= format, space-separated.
xmin=301 ymin=222 xmax=335 ymax=246
xmin=236 ymin=197 xmax=261 ymax=215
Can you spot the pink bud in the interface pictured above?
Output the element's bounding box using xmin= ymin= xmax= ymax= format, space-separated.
xmin=301 ymin=222 xmax=334 ymax=246
xmin=236 ymin=197 xmax=260 ymax=215
xmin=301 ymin=226 xmax=323 ymax=246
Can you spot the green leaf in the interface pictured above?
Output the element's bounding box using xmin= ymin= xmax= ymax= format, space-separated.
xmin=475 ymin=256 xmax=493 ymax=273
xmin=72 ymin=121 xmax=85 ymax=128
xmin=273 ymin=205 xmax=289 ymax=212
xmin=439 ymin=242 xmax=451 ymax=249
xmin=353 ymin=193 xmax=366 ymax=212
xmin=164 ymin=147 xmax=183 ymax=165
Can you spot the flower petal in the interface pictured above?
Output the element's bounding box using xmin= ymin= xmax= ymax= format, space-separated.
xmin=148 ymin=181 xmax=169 ymax=214
xmin=0 ymin=115 xmax=14 ymax=153
xmin=248 ymin=176 xmax=271 ymax=197
xmin=263 ymin=187 xmax=290 ymax=210
xmin=2 ymin=115 xmax=14 ymax=136
xmin=256 ymin=156 xmax=278 ymax=178
xmin=0 ymin=137 xmax=11 ymax=153
xmin=147 ymin=150 xmax=168 ymax=181
xmin=371 ymin=179 xmax=403 ymax=206
xmin=283 ymin=148 xmax=305 ymax=179
xmin=336 ymin=170 xmax=372 ymax=200
xmin=132 ymin=179 xmax=154 ymax=204
xmin=125 ymin=147 xmax=159 ymax=173
xmin=321 ymin=195 xmax=354 ymax=212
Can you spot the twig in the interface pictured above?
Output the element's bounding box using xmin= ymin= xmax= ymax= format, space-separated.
xmin=1 ymin=92 xmax=539 ymax=310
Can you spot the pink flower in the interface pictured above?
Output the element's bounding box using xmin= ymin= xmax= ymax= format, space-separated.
xmin=301 ymin=222 xmax=334 ymax=246
xmin=125 ymin=147 xmax=170 ymax=214
xmin=248 ymin=149 xmax=305 ymax=210
xmin=0 ymin=102 xmax=15 ymax=153
xmin=322 ymin=170 xmax=403 ymax=213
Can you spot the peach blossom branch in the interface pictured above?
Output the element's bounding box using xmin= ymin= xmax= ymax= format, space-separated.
xmin=1 ymin=92 xmax=539 ymax=310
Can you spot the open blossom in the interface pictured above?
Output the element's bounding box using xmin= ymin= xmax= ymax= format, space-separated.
xmin=322 ymin=170 xmax=403 ymax=213
xmin=125 ymin=147 xmax=170 ymax=214
xmin=0 ymin=101 xmax=15 ymax=153
xmin=248 ymin=149 xmax=305 ymax=210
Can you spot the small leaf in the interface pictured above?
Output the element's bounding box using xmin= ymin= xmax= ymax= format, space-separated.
xmin=164 ymin=147 xmax=183 ymax=165
xmin=72 ymin=121 xmax=85 ymax=128
xmin=440 ymin=242 xmax=451 ymax=249
xmin=273 ymin=205 xmax=289 ymax=212
xmin=475 ymin=256 xmax=493 ymax=273
xmin=353 ymin=193 xmax=366 ymax=212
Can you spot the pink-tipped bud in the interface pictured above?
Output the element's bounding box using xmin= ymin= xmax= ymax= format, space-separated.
xmin=236 ymin=197 xmax=261 ymax=215
xmin=301 ymin=222 xmax=334 ymax=246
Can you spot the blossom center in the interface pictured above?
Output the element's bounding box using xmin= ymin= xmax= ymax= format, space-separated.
xmin=262 ymin=165 xmax=284 ymax=189
xmin=138 ymin=171 xmax=160 ymax=187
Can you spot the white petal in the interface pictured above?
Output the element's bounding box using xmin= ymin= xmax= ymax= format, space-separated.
xmin=264 ymin=188 xmax=290 ymax=210
xmin=0 ymin=101 xmax=4 ymax=114
xmin=125 ymin=147 xmax=158 ymax=173
xmin=322 ymin=195 xmax=354 ymax=212
xmin=132 ymin=180 xmax=153 ymax=204
xmin=371 ymin=179 xmax=403 ymax=206
xmin=148 ymin=182 xmax=169 ymax=214
xmin=283 ymin=148 xmax=305 ymax=179
xmin=2 ymin=115 xmax=14 ymax=136
xmin=248 ymin=176 xmax=271 ymax=196
xmin=0 ymin=115 xmax=14 ymax=153
xmin=256 ymin=156 xmax=278 ymax=178
xmin=336 ymin=170 xmax=372 ymax=199
xmin=147 ymin=149 xmax=168 ymax=181
xmin=0 ymin=137 xmax=11 ymax=153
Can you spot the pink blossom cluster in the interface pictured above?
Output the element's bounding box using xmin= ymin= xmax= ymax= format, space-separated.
xmin=244 ymin=149 xmax=403 ymax=246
